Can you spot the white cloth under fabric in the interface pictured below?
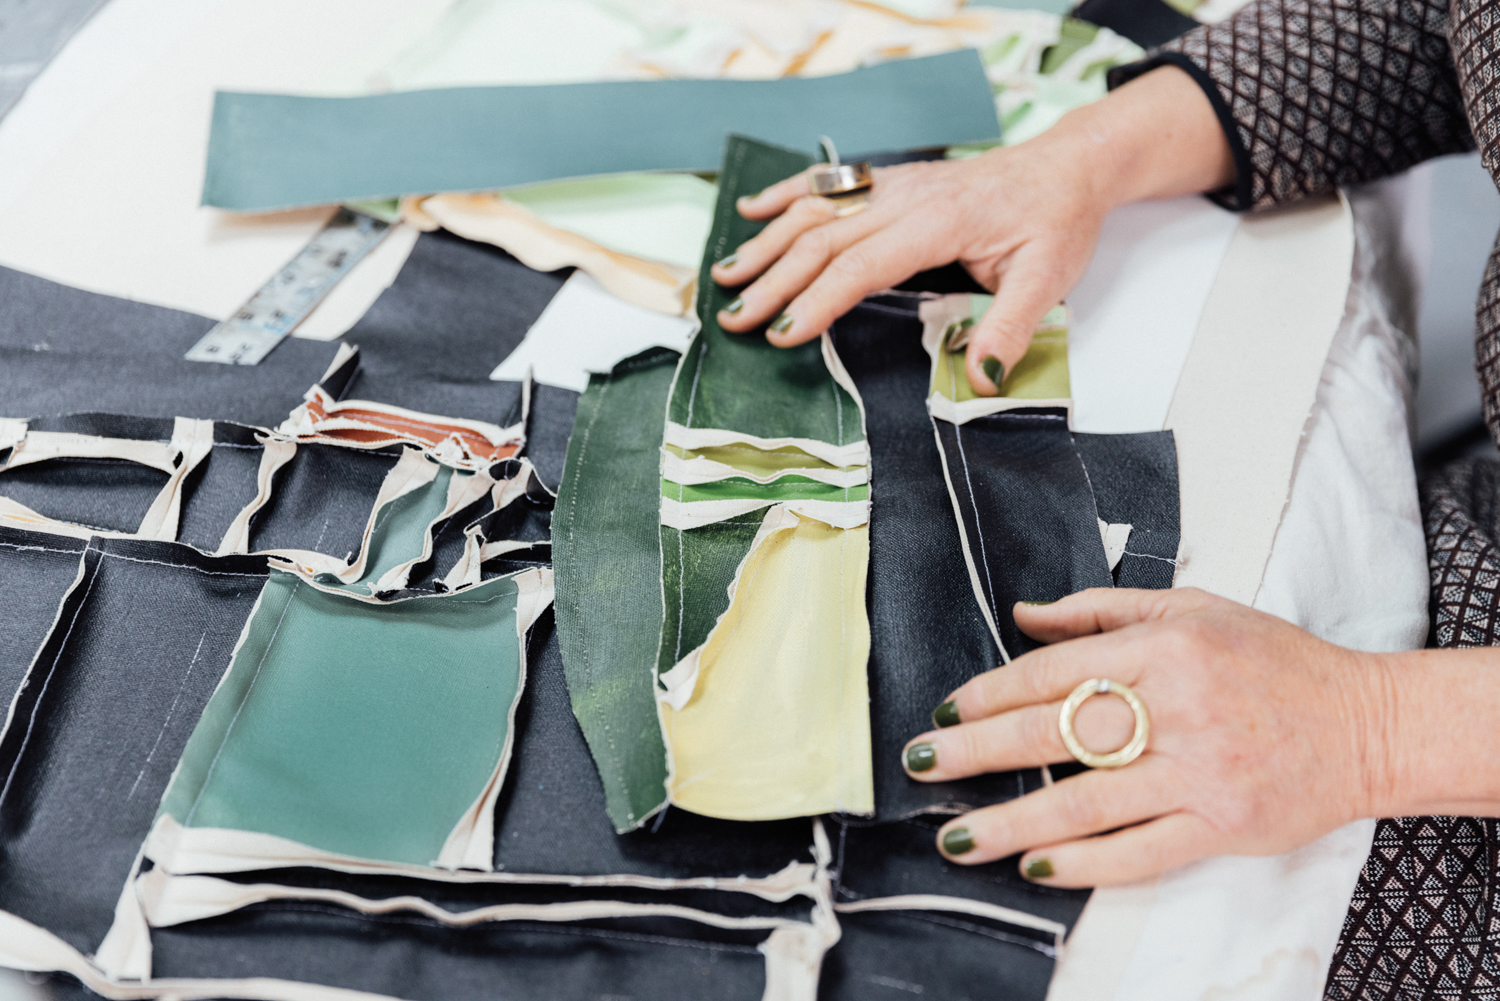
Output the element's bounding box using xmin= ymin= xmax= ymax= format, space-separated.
xmin=1052 ymin=182 xmax=1428 ymax=1000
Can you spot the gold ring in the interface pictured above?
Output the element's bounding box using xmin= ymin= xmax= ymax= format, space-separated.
xmin=1058 ymin=678 xmax=1150 ymax=769
xmin=809 ymin=135 xmax=872 ymax=217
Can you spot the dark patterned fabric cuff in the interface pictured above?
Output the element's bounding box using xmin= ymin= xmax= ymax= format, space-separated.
xmin=1106 ymin=51 xmax=1256 ymax=212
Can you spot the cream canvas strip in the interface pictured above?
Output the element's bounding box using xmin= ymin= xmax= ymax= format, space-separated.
xmin=136 ymin=418 xmax=216 ymax=543
xmin=926 ymin=391 xmax=1074 ymax=426
xmin=660 ymin=496 xmax=870 ymax=531
xmin=833 ymin=894 xmax=1068 ymax=955
xmin=1164 ymin=193 xmax=1354 ymax=603
xmin=1048 ymin=194 xmax=1355 ymax=1001
xmin=0 ymin=497 xmax=121 ymax=540
xmin=0 ymin=418 xmax=27 ymax=453
xmin=1 ymin=431 xmax=180 ymax=473
xmin=135 ymin=867 xmax=805 ymax=934
xmin=660 ymin=450 xmax=869 ymax=488
xmin=214 ymin=438 xmax=298 ymax=556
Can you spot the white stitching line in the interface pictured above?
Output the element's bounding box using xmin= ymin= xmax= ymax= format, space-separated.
xmin=184 ymin=578 xmax=299 ymax=826
xmin=0 ymin=540 xmax=84 ymax=557
xmin=0 ymin=546 xmax=102 ymax=808
xmin=129 ymin=631 xmax=206 ymax=800
xmin=1122 ymin=551 xmax=1181 ymax=566
xmin=97 ymin=551 xmax=265 ymax=578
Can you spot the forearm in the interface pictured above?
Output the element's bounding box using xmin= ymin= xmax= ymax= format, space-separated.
xmin=1364 ymin=646 xmax=1500 ymax=818
xmin=1021 ymin=65 xmax=1236 ymax=215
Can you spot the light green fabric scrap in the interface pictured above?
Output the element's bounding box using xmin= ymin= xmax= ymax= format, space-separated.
xmin=158 ymin=570 xmax=524 ymax=868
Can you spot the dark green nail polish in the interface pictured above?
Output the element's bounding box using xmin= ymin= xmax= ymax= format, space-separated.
xmin=932 ymin=700 xmax=960 ymax=728
xmin=723 ymin=296 xmax=745 ymax=315
xmin=1020 ymin=600 xmax=1053 ymax=606
xmin=769 ymin=314 xmax=794 ymax=334
xmin=905 ymin=742 xmax=937 ymax=772
xmin=1024 ymin=857 xmax=1054 ymax=880
xmin=981 ymin=355 xmax=1004 ymax=387
xmin=941 ymin=827 xmax=975 ymax=856
xmin=719 ymin=253 xmax=739 ymax=269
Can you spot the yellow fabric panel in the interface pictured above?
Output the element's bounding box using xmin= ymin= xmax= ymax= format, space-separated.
xmin=663 ymin=513 xmax=874 ymax=820
xmin=930 ymin=307 xmax=1071 ymax=403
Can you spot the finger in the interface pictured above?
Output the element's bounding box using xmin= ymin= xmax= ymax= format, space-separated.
xmin=1016 ymin=812 xmax=1220 ymax=888
xmin=962 ymin=250 xmax=1066 ymax=396
xmin=721 ymin=208 xmax=912 ymax=342
xmin=933 ymin=764 xmax=1176 ymax=866
xmin=736 ymin=167 xmax=821 ymax=221
xmin=902 ymin=703 xmax=1070 ymax=781
xmin=765 ymin=219 xmax=948 ymax=346
xmin=713 ymin=194 xmax=841 ymax=302
xmin=1013 ymin=587 xmax=1221 ymax=644
xmin=937 ymin=626 xmax=1157 ymax=725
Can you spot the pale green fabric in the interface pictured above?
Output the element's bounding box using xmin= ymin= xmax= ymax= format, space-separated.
xmin=159 ymin=571 xmax=523 ymax=868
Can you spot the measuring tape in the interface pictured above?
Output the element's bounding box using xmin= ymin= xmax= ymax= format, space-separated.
xmin=185 ymin=207 xmax=392 ymax=365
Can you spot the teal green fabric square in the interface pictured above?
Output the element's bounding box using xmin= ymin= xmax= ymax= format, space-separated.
xmin=159 ymin=571 xmax=524 ymax=867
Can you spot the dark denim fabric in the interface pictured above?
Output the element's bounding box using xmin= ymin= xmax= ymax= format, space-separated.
xmin=0 ymin=538 xmax=269 ymax=954
xmin=0 ymin=267 xmax=341 ymax=427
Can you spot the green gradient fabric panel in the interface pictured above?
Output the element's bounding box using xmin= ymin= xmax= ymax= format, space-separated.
xmin=158 ymin=571 xmax=522 ymax=867
xmin=552 ymin=348 xmax=678 ymax=833
xmin=657 ymin=516 xmax=767 ymax=677
xmin=662 ymin=478 xmax=870 ymax=504
xmin=202 ymin=52 xmax=1000 ymax=212
xmin=670 ymin=137 xmax=861 ymax=442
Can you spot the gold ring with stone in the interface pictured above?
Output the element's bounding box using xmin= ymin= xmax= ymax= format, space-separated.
xmin=809 ymin=135 xmax=872 ymax=217
xmin=1058 ymin=678 xmax=1150 ymax=769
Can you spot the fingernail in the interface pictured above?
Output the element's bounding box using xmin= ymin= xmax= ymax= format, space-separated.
xmin=737 ymin=189 xmax=763 ymax=205
xmin=905 ymin=742 xmax=937 ymax=772
xmin=718 ymin=253 xmax=739 ymax=269
xmin=769 ymin=313 xmax=794 ymax=335
xmin=932 ymin=700 xmax=960 ymax=728
xmin=723 ymin=296 xmax=745 ymax=315
xmin=1023 ymin=857 xmax=1054 ymax=880
xmin=941 ymin=827 xmax=975 ymax=856
xmin=1020 ymin=600 xmax=1053 ymax=606
xmin=981 ymin=355 xmax=1004 ymax=388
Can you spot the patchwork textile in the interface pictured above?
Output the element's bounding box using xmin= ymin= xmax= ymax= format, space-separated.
xmin=656 ymin=135 xmax=873 ymax=823
xmin=202 ymin=52 xmax=1000 ymax=211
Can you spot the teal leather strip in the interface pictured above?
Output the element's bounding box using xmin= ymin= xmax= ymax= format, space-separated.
xmin=552 ymin=348 xmax=679 ymax=833
xmin=159 ymin=571 xmax=523 ymax=867
xmin=668 ymin=135 xmax=862 ymax=443
xmin=202 ymin=51 xmax=999 ymax=211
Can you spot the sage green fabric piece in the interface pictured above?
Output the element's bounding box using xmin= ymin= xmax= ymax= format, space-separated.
xmin=662 ymin=477 xmax=870 ymax=504
xmin=668 ymin=135 xmax=862 ymax=444
xmin=552 ymin=348 xmax=679 ymax=833
xmin=158 ymin=571 xmax=523 ymax=868
xmin=328 ymin=462 xmax=454 ymax=596
xmin=202 ymin=52 xmax=1000 ymax=211
xmin=657 ymin=515 xmax=768 ymax=676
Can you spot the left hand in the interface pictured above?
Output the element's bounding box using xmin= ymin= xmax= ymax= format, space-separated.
xmin=902 ymin=587 xmax=1390 ymax=887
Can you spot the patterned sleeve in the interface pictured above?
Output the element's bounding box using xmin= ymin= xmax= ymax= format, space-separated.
xmin=1108 ymin=0 xmax=1476 ymax=211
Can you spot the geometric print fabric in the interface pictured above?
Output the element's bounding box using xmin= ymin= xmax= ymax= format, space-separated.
xmin=1323 ymin=457 xmax=1500 ymax=1000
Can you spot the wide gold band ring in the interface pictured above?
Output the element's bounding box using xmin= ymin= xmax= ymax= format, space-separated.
xmin=809 ymin=136 xmax=873 ymax=217
xmin=1058 ymin=678 xmax=1150 ymax=769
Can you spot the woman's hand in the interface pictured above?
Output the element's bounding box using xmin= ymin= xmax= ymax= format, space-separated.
xmin=902 ymin=588 xmax=1393 ymax=887
xmin=711 ymin=65 xmax=1236 ymax=395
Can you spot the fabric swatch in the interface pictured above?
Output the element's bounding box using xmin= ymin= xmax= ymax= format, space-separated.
xmin=154 ymin=567 xmax=551 ymax=872
xmin=553 ymin=348 xmax=680 ymax=833
xmin=201 ymin=51 xmax=999 ymax=211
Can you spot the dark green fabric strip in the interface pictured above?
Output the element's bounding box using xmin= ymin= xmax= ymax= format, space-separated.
xmin=662 ymin=477 xmax=869 ymax=504
xmin=203 ymin=52 xmax=1000 ymax=211
xmin=657 ymin=516 xmax=768 ymax=676
xmin=552 ymin=348 xmax=679 ymax=833
xmin=668 ymin=134 xmax=863 ymax=444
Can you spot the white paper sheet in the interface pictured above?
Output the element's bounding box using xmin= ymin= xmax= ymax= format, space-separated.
xmin=489 ymin=271 xmax=699 ymax=391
